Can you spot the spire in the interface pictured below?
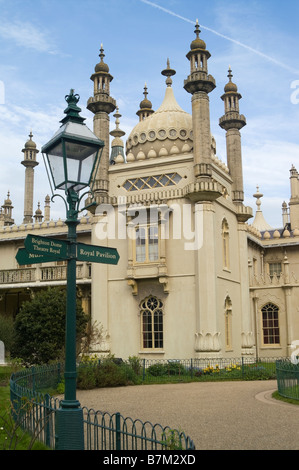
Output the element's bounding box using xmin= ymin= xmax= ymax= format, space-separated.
xmin=252 ymin=186 xmax=272 ymax=231
xmin=44 ymin=195 xmax=51 ymax=222
xmin=220 ymin=67 xmax=244 ymax=117
xmin=21 ymin=131 xmax=39 ymax=224
xmin=94 ymin=43 xmax=109 ymax=73
xmin=34 ymin=202 xmax=43 ymax=223
xmin=2 ymin=191 xmax=14 ymax=226
xmin=219 ymin=68 xmax=247 ymax=207
xmin=161 ymin=58 xmax=176 ymax=87
xmin=184 ymin=21 xmax=217 ymax=184
xmin=110 ymin=106 xmax=126 ymax=164
xmin=87 ymin=45 xmax=116 ymax=203
xmin=136 ymin=83 xmax=155 ymax=121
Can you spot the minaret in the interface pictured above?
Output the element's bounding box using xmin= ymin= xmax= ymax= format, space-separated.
xmin=282 ymin=201 xmax=290 ymax=228
xmin=136 ymin=83 xmax=155 ymax=121
xmin=34 ymin=202 xmax=43 ymax=223
xmin=289 ymin=165 xmax=299 ymax=228
xmin=219 ymin=67 xmax=246 ymax=205
xmin=110 ymin=106 xmax=126 ymax=164
xmin=21 ymin=131 xmax=39 ymax=224
xmin=184 ymin=20 xmax=216 ymax=180
xmin=2 ymin=191 xmax=14 ymax=226
xmin=87 ymin=44 xmax=116 ymax=203
xmin=44 ymin=195 xmax=51 ymax=222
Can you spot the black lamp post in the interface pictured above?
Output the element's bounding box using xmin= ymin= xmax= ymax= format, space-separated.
xmin=41 ymin=89 xmax=104 ymax=450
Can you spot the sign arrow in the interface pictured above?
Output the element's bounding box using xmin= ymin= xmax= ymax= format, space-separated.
xmin=24 ymin=234 xmax=69 ymax=260
xmin=16 ymin=248 xmax=59 ymax=265
xmin=77 ymin=242 xmax=119 ymax=265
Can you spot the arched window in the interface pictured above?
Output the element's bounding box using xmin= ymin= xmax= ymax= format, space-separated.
xmin=261 ymin=303 xmax=280 ymax=345
xmin=140 ymin=296 xmax=163 ymax=350
xmin=222 ymin=219 xmax=230 ymax=269
xmin=224 ymin=296 xmax=232 ymax=350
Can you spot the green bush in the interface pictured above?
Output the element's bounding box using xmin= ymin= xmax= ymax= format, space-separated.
xmin=11 ymin=287 xmax=88 ymax=365
xmin=128 ymin=356 xmax=142 ymax=376
xmin=77 ymin=356 xmax=141 ymax=390
xmin=0 ymin=314 xmax=15 ymax=355
xmin=147 ymin=362 xmax=186 ymax=377
xmin=147 ymin=363 xmax=166 ymax=376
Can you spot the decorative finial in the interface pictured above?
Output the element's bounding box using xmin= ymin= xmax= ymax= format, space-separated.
xmin=253 ymin=185 xmax=263 ymax=211
xmin=161 ymin=58 xmax=176 ymax=87
xmin=99 ymin=44 xmax=105 ymax=61
xmin=60 ymin=89 xmax=85 ymax=125
xmin=194 ymin=19 xmax=201 ymax=38
xmin=143 ymin=83 xmax=148 ymax=98
xmin=228 ymin=66 xmax=233 ymax=81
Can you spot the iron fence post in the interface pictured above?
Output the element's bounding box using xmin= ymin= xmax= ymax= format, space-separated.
xmin=115 ymin=412 xmax=121 ymax=450
xmin=32 ymin=366 xmax=35 ymax=393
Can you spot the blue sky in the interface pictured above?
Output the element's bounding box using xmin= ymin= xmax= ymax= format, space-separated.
xmin=0 ymin=0 xmax=299 ymax=227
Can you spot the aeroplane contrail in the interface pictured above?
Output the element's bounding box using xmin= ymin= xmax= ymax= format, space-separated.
xmin=140 ymin=0 xmax=299 ymax=75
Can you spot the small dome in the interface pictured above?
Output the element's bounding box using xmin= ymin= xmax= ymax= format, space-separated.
xmin=95 ymin=45 xmax=109 ymax=73
xmin=190 ymin=20 xmax=206 ymax=50
xmin=4 ymin=192 xmax=12 ymax=205
xmin=24 ymin=131 xmax=37 ymax=149
xmin=190 ymin=37 xmax=206 ymax=50
xmin=126 ymin=151 xmax=135 ymax=163
xmin=273 ymin=230 xmax=281 ymax=239
xmin=115 ymin=154 xmax=124 ymax=164
xmin=224 ymin=81 xmax=238 ymax=93
xmin=263 ymin=231 xmax=271 ymax=239
xmin=224 ymin=68 xmax=238 ymax=93
xmin=126 ymin=85 xmax=192 ymax=159
xmin=35 ymin=205 xmax=42 ymax=215
xmin=140 ymin=97 xmax=152 ymax=109
xmin=95 ymin=61 xmax=109 ymax=73
xmin=148 ymin=148 xmax=157 ymax=158
xmin=136 ymin=150 xmax=146 ymax=161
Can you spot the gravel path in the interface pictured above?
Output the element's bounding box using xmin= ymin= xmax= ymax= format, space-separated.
xmin=76 ymin=380 xmax=299 ymax=450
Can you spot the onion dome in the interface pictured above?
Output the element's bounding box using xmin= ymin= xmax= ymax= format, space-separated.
xmin=24 ymin=131 xmax=37 ymax=149
xmin=224 ymin=67 xmax=238 ymax=93
xmin=126 ymin=60 xmax=193 ymax=160
xmin=4 ymin=191 xmax=12 ymax=206
xmin=139 ymin=83 xmax=152 ymax=109
xmin=190 ymin=19 xmax=206 ymax=50
xmin=110 ymin=107 xmax=125 ymax=165
xmin=95 ymin=44 xmax=109 ymax=73
xmin=136 ymin=84 xmax=155 ymax=121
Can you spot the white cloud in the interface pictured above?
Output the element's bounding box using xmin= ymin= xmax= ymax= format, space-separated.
xmin=0 ymin=20 xmax=68 ymax=56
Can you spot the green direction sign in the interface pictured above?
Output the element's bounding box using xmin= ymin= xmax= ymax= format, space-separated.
xmin=24 ymin=234 xmax=69 ymax=260
xmin=77 ymin=243 xmax=119 ymax=265
xmin=16 ymin=248 xmax=58 ymax=265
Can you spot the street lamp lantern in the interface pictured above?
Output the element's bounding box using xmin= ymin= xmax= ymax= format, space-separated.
xmin=42 ymin=89 xmax=104 ymax=194
xmin=41 ymin=90 xmax=104 ymax=450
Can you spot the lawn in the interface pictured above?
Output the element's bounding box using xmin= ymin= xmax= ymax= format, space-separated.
xmin=0 ymin=367 xmax=50 ymax=450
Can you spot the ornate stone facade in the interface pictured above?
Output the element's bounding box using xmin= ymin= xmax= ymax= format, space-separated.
xmin=0 ymin=22 xmax=298 ymax=361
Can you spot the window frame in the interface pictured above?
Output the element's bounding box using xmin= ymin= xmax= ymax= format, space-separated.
xmin=261 ymin=303 xmax=280 ymax=346
xmin=140 ymin=296 xmax=164 ymax=351
xmin=222 ymin=219 xmax=230 ymax=270
xmin=134 ymin=223 xmax=159 ymax=264
xmin=268 ymin=262 xmax=282 ymax=280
